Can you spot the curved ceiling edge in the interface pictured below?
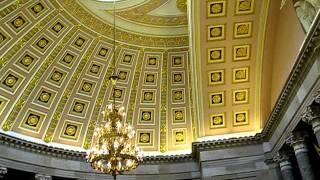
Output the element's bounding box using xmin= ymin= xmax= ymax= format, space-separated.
xmin=54 ymin=0 xmax=189 ymax=48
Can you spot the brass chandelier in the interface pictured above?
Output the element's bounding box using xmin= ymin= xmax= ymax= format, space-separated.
xmin=86 ymin=0 xmax=143 ymax=179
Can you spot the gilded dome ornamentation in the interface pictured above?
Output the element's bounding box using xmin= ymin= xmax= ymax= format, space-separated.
xmin=5 ymin=76 xmax=17 ymax=87
xmin=37 ymin=39 xmax=48 ymax=48
xmin=39 ymin=92 xmax=51 ymax=102
xmin=13 ymin=17 xmax=24 ymax=28
xmin=51 ymin=72 xmax=62 ymax=81
xmin=235 ymin=92 xmax=245 ymax=101
xmin=27 ymin=115 xmax=39 ymax=126
xmin=213 ymin=116 xmax=222 ymax=125
xmin=236 ymin=113 xmax=246 ymax=122
xmin=140 ymin=133 xmax=150 ymax=143
xmin=65 ymin=125 xmax=76 ymax=136
xmin=144 ymin=92 xmax=153 ymax=101
xmin=212 ymin=95 xmax=222 ymax=104
xmin=21 ymin=56 xmax=33 ymax=66
xmin=73 ymin=103 xmax=84 ymax=113
xmin=175 ymin=111 xmax=183 ymax=120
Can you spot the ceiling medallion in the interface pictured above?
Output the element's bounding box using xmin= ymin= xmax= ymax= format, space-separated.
xmin=86 ymin=1 xmax=143 ymax=179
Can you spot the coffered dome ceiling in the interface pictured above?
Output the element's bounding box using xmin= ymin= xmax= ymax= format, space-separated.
xmin=0 ymin=0 xmax=267 ymax=155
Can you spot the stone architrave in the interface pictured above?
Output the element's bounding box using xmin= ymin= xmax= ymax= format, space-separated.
xmin=286 ymin=132 xmax=316 ymax=180
xmin=273 ymin=150 xmax=295 ymax=180
xmin=35 ymin=174 xmax=52 ymax=180
xmin=0 ymin=167 xmax=7 ymax=178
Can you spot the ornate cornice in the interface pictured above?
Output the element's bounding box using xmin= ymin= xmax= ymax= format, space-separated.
xmin=0 ymin=132 xmax=265 ymax=163
xmin=0 ymin=132 xmax=84 ymax=160
xmin=261 ymin=12 xmax=320 ymax=139
xmin=192 ymin=134 xmax=264 ymax=158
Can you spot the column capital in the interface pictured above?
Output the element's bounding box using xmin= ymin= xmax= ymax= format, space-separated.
xmin=286 ymin=131 xmax=309 ymax=154
xmin=302 ymin=103 xmax=320 ymax=123
xmin=302 ymin=103 xmax=320 ymax=133
xmin=0 ymin=167 xmax=7 ymax=178
xmin=273 ymin=149 xmax=293 ymax=163
xmin=35 ymin=174 xmax=52 ymax=180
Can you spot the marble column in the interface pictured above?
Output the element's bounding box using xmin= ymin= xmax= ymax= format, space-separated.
xmin=287 ymin=132 xmax=316 ymax=180
xmin=0 ymin=167 xmax=7 ymax=179
xmin=265 ymin=159 xmax=283 ymax=180
xmin=274 ymin=150 xmax=295 ymax=180
xmin=35 ymin=174 xmax=52 ymax=180
xmin=302 ymin=96 xmax=320 ymax=145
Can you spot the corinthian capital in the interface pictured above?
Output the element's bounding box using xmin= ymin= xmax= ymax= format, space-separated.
xmin=302 ymin=103 xmax=320 ymax=124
